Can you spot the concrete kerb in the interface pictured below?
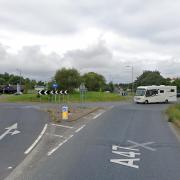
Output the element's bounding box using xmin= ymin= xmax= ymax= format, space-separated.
xmin=46 ymin=106 xmax=103 ymax=123
xmin=65 ymin=107 xmax=102 ymax=122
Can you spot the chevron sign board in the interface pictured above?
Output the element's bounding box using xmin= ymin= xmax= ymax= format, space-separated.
xmin=38 ymin=90 xmax=68 ymax=95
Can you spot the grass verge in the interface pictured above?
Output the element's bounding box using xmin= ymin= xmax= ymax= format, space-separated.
xmin=166 ymin=104 xmax=180 ymax=128
xmin=0 ymin=91 xmax=130 ymax=103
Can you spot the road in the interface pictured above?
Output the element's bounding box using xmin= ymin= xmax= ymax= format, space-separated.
xmin=0 ymin=104 xmax=48 ymax=180
xmin=6 ymin=102 xmax=180 ymax=180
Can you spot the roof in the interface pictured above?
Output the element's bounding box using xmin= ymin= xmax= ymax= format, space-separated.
xmin=137 ymin=85 xmax=176 ymax=89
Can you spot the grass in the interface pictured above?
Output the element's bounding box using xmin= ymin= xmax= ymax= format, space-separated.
xmin=0 ymin=91 xmax=131 ymax=103
xmin=166 ymin=104 xmax=180 ymax=128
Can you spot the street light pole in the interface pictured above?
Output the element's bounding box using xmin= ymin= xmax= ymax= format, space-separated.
xmin=16 ymin=69 xmax=22 ymax=86
xmin=126 ymin=65 xmax=134 ymax=95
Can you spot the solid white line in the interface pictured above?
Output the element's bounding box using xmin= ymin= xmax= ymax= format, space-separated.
xmin=47 ymin=135 xmax=74 ymax=156
xmin=24 ymin=124 xmax=48 ymax=155
xmin=75 ymin=125 xmax=86 ymax=133
xmin=93 ymin=112 xmax=103 ymax=119
xmin=51 ymin=124 xmax=73 ymax=129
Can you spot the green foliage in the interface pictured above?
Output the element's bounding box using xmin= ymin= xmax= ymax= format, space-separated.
xmin=105 ymin=81 xmax=114 ymax=92
xmin=54 ymin=68 xmax=81 ymax=92
xmin=166 ymin=104 xmax=180 ymax=122
xmin=135 ymin=71 xmax=167 ymax=88
xmin=1 ymin=91 xmax=130 ymax=103
xmin=0 ymin=72 xmax=39 ymax=90
xmin=0 ymin=77 xmax=5 ymax=85
xmin=82 ymin=72 xmax=106 ymax=91
xmin=172 ymin=78 xmax=180 ymax=91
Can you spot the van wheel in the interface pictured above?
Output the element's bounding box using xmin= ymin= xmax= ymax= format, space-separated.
xmin=165 ymin=99 xmax=168 ymax=104
xmin=145 ymin=100 xmax=148 ymax=104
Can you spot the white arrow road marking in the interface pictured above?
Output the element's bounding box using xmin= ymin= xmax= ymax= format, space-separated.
xmin=0 ymin=123 xmax=20 ymax=141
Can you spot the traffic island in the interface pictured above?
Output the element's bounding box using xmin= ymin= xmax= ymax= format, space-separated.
xmin=47 ymin=106 xmax=100 ymax=123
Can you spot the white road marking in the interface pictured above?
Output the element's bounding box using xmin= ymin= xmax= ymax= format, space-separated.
xmin=93 ymin=112 xmax=103 ymax=119
xmin=45 ymin=133 xmax=63 ymax=138
xmin=110 ymin=158 xmax=140 ymax=169
xmin=8 ymin=166 xmax=13 ymax=170
xmin=128 ymin=140 xmax=156 ymax=151
xmin=0 ymin=123 xmax=20 ymax=141
xmin=75 ymin=125 xmax=86 ymax=133
xmin=51 ymin=124 xmax=73 ymax=129
xmin=47 ymin=135 xmax=74 ymax=156
xmin=24 ymin=124 xmax=48 ymax=155
xmin=110 ymin=145 xmax=140 ymax=169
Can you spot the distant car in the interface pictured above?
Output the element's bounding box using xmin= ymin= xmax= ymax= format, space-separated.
xmin=14 ymin=92 xmax=23 ymax=95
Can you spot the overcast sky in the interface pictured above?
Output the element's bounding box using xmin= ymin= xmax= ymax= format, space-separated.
xmin=0 ymin=0 xmax=180 ymax=83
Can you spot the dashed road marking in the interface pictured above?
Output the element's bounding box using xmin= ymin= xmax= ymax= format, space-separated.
xmin=47 ymin=135 xmax=74 ymax=156
xmin=51 ymin=124 xmax=74 ymax=129
xmin=93 ymin=112 xmax=103 ymax=119
xmin=46 ymin=133 xmax=64 ymax=138
xmin=75 ymin=125 xmax=86 ymax=133
xmin=8 ymin=166 xmax=13 ymax=170
xmin=24 ymin=124 xmax=48 ymax=155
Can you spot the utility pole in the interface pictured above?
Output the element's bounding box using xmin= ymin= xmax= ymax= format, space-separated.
xmin=16 ymin=68 xmax=22 ymax=92
xmin=126 ymin=65 xmax=134 ymax=95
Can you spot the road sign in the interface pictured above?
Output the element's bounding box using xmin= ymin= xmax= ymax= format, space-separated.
xmin=38 ymin=90 xmax=68 ymax=95
xmin=52 ymin=83 xmax=59 ymax=89
xmin=80 ymin=83 xmax=87 ymax=92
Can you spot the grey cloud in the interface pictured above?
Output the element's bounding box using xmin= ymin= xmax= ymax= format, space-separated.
xmin=0 ymin=0 xmax=180 ymax=45
xmin=0 ymin=39 xmax=180 ymax=82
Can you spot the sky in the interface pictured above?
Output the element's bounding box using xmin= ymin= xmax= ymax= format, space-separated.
xmin=0 ymin=0 xmax=180 ymax=83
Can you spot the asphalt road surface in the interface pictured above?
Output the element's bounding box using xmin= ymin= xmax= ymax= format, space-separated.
xmin=5 ymin=103 xmax=180 ymax=180
xmin=0 ymin=104 xmax=48 ymax=180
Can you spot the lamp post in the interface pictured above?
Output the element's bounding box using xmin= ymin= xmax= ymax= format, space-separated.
xmin=16 ymin=68 xmax=22 ymax=92
xmin=125 ymin=65 xmax=134 ymax=95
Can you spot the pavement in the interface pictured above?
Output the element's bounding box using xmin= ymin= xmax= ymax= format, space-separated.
xmin=0 ymin=104 xmax=48 ymax=180
xmin=4 ymin=102 xmax=180 ymax=180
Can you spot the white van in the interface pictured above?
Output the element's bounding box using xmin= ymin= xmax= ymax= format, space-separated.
xmin=134 ymin=85 xmax=177 ymax=104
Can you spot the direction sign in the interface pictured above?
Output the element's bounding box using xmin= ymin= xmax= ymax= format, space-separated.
xmin=52 ymin=83 xmax=59 ymax=89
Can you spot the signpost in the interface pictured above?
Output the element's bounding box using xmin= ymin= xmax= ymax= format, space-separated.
xmin=79 ymin=83 xmax=87 ymax=108
xmin=52 ymin=83 xmax=59 ymax=102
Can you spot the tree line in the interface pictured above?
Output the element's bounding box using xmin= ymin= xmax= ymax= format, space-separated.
xmin=0 ymin=69 xmax=180 ymax=93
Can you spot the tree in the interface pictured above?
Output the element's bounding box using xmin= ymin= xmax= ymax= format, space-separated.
xmin=54 ymin=68 xmax=81 ymax=92
xmin=172 ymin=78 xmax=180 ymax=91
xmin=134 ymin=71 xmax=167 ymax=88
xmin=82 ymin=72 xmax=106 ymax=91
xmin=0 ymin=77 xmax=5 ymax=85
xmin=105 ymin=81 xmax=114 ymax=92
